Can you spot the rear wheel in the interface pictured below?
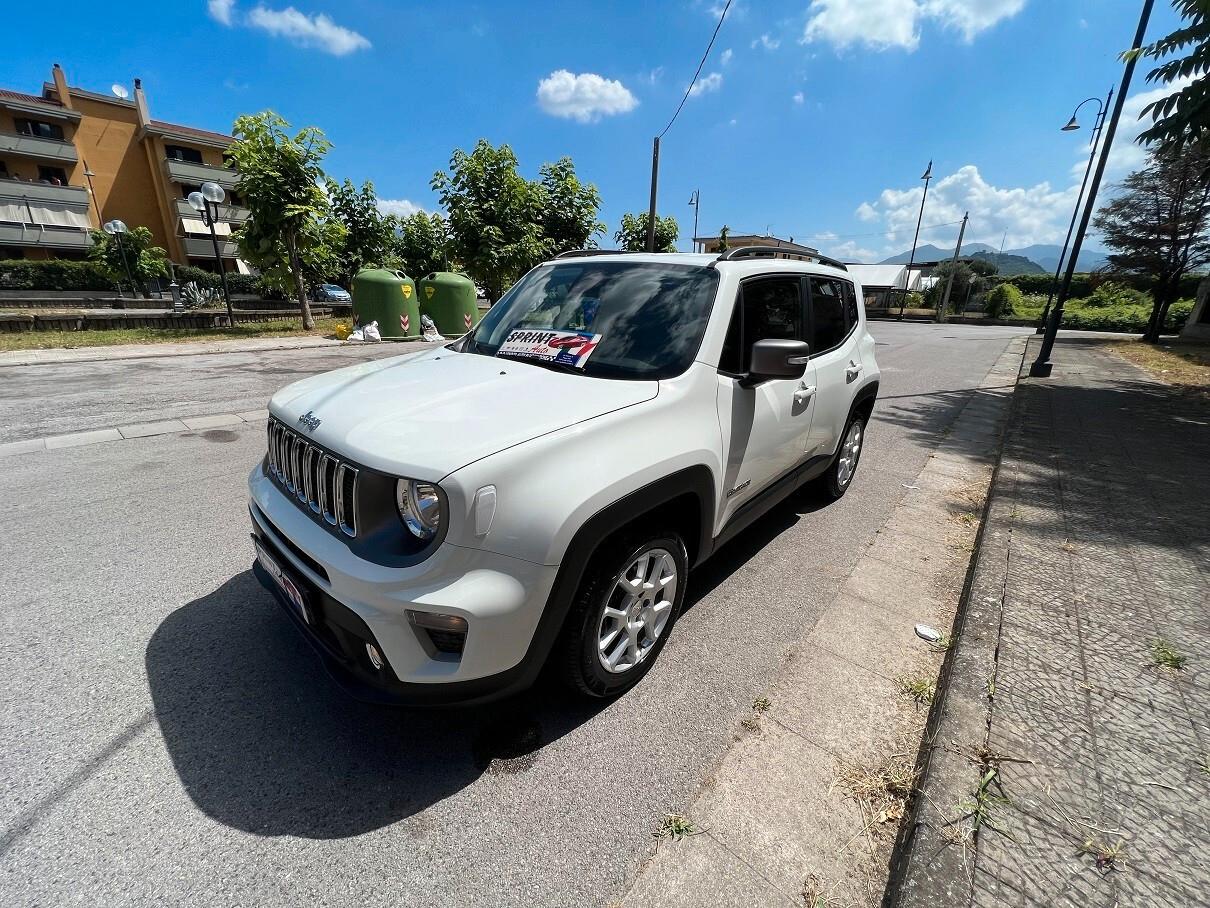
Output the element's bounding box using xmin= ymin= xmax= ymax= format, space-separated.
xmin=816 ymin=413 xmax=867 ymax=501
xmin=559 ymin=531 xmax=688 ymax=698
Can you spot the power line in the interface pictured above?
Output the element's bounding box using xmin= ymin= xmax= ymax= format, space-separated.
xmin=658 ymin=0 xmax=732 ymax=139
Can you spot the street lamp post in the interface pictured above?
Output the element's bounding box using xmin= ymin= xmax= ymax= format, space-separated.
xmin=1031 ymin=0 xmax=1155 ymax=377
xmin=188 ymin=181 xmax=234 ymax=327
xmin=1036 ymin=88 xmax=1114 ymax=334
xmin=898 ymin=161 xmax=933 ymax=320
xmin=688 ymin=190 xmax=701 ymax=252
xmin=102 ymin=219 xmax=135 ymax=299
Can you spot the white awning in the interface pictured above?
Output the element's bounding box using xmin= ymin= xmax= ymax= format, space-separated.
xmin=0 ymin=201 xmax=27 ymax=223
xmin=29 ymin=203 xmax=90 ymax=229
xmin=182 ymin=217 xmax=232 ymax=236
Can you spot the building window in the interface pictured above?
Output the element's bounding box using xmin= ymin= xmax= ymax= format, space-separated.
xmin=165 ymin=145 xmax=204 ymax=164
xmin=37 ymin=166 xmax=68 ymax=185
xmin=0 ymin=160 xmax=9 ymax=179
xmin=15 ymin=119 xmax=65 ymax=141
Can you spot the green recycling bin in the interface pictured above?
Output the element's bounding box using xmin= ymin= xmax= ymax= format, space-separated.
xmin=418 ymin=271 xmax=479 ymax=336
xmin=351 ymin=268 xmax=419 ymax=338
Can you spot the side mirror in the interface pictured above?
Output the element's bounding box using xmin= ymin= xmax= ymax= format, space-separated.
xmin=745 ymin=339 xmax=810 ymax=384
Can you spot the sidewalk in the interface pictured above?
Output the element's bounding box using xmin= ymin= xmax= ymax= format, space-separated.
xmin=897 ymin=339 xmax=1210 ymax=907
xmin=0 ymin=335 xmax=349 ymax=367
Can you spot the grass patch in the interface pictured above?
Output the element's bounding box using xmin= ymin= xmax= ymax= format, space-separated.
xmin=1108 ymin=339 xmax=1210 ymax=394
xmin=801 ymin=873 xmax=847 ymax=908
xmin=895 ymin=675 xmax=936 ymax=707
xmin=0 ymin=317 xmax=348 ymax=352
xmin=837 ymin=755 xmax=919 ymax=827
xmin=752 ymin=696 xmax=771 ymax=713
xmin=1151 ymin=639 xmax=1187 ymax=671
xmin=653 ymin=813 xmax=701 ymax=842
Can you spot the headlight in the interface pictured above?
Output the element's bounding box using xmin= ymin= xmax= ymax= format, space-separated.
xmin=396 ymin=479 xmax=443 ymax=540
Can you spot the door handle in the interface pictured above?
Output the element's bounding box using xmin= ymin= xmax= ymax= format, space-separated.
xmin=794 ymin=383 xmax=816 ymax=403
xmin=846 ymin=361 xmax=863 ymax=382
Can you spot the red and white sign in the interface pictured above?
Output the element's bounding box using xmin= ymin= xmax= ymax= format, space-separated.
xmin=497 ymin=329 xmax=602 ymax=368
xmin=464 ymin=312 xmax=474 ymax=330
xmin=400 ymin=313 xmax=410 ymax=334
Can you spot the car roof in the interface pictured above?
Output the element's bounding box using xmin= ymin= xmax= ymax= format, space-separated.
xmin=547 ymin=251 xmax=854 ymax=280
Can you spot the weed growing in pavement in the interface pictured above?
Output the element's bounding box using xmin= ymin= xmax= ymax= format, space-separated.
xmin=1078 ymin=838 xmax=1126 ymax=873
xmin=837 ymin=756 xmax=919 ymax=828
xmin=1150 ymin=639 xmax=1187 ymax=671
xmin=752 ymin=696 xmax=772 ymax=713
xmin=654 ymin=814 xmax=701 ymax=842
xmin=1199 ymin=756 xmax=1209 ymax=776
xmin=801 ymin=873 xmax=850 ymax=908
xmin=896 ymin=676 xmax=936 ymax=707
xmin=740 ymin=715 xmax=761 ymax=732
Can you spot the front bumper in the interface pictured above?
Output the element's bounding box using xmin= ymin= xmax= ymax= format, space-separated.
xmin=248 ymin=465 xmax=559 ymax=705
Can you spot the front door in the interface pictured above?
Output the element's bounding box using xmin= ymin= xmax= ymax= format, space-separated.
xmin=715 ymin=275 xmax=817 ymax=526
xmin=805 ymin=276 xmax=863 ymax=459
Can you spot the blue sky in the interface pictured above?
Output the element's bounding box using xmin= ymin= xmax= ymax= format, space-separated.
xmin=5 ymin=0 xmax=1183 ymax=259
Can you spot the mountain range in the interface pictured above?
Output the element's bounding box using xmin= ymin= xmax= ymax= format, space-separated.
xmin=878 ymin=243 xmax=1109 ymax=274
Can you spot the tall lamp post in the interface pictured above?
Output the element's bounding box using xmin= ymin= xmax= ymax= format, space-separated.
xmin=188 ymin=181 xmax=234 ymax=327
xmin=688 ymin=190 xmax=701 ymax=252
xmin=898 ymin=161 xmax=933 ymax=320
xmin=1031 ymin=0 xmax=1155 ymax=377
xmin=102 ymin=219 xmax=135 ymax=299
xmin=1036 ymin=89 xmax=1114 ymax=334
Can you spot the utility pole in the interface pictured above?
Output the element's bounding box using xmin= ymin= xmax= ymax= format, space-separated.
xmin=1030 ymin=0 xmax=1155 ymax=377
xmin=898 ymin=161 xmax=933 ymax=320
xmin=645 ymin=137 xmax=660 ymax=252
xmin=937 ymin=212 xmax=968 ymax=324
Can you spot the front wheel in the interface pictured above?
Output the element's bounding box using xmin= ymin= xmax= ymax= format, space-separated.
xmin=816 ymin=414 xmax=867 ymax=501
xmin=559 ymin=531 xmax=688 ymax=698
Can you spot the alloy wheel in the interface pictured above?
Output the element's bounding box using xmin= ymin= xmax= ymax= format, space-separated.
xmin=836 ymin=420 xmax=864 ymax=488
xmin=596 ymin=548 xmax=678 ymax=674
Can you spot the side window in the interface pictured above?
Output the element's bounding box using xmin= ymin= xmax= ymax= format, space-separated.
xmin=841 ymin=281 xmax=859 ymax=328
xmin=809 ymin=278 xmax=848 ymax=352
xmin=720 ymin=277 xmax=803 ymax=374
xmin=165 ymin=145 xmax=204 ymax=164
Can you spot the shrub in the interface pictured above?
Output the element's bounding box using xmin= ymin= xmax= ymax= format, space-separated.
xmin=0 ymin=259 xmax=116 ymax=291
xmin=1082 ymin=281 xmax=1150 ymax=309
xmin=1167 ymin=298 xmax=1195 ymax=330
xmin=985 ymin=284 xmax=1023 ymax=319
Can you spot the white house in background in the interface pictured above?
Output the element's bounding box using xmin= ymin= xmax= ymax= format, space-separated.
xmin=847 ymin=262 xmax=941 ymax=310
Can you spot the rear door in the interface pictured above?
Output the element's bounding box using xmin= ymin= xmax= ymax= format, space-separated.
xmin=804 ymin=275 xmax=864 ymax=459
xmin=715 ymin=274 xmax=818 ymax=524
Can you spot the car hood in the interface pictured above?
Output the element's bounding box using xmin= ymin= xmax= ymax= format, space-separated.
xmin=268 ymin=346 xmax=658 ymax=480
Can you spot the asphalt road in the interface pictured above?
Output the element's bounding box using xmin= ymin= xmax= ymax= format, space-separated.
xmin=0 ymin=322 xmax=1029 ymax=906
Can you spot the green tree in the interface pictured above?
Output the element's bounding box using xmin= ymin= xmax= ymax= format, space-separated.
xmin=87 ymin=225 xmax=168 ymax=297
xmin=390 ymin=211 xmax=450 ymax=278
xmin=536 ymin=157 xmax=605 ymax=254
xmin=328 ymin=178 xmax=395 ymax=285
xmin=227 ymin=111 xmax=343 ymax=328
xmin=1134 ymin=1 xmax=1210 ymax=152
xmin=925 ymin=259 xmax=996 ymax=314
xmin=718 ymin=225 xmax=730 ymax=251
xmin=614 ymin=212 xmax=679 ymax=252
xmin=431 ymin=139 xmax=545 ymax=302
xmin=1093 ymin=143 xmax=1210 ymax=341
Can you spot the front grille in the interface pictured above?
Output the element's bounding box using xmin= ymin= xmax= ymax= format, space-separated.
xmin=267 ymin=418 xmax=358 ymax=537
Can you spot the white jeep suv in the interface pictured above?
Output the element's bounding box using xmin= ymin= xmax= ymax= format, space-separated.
xmin=248 ymin=248 xmax=880 ymax=704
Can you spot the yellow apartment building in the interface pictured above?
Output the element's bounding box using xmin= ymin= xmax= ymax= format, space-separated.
xmin=0 ymin=63 xmax=245 ymax=272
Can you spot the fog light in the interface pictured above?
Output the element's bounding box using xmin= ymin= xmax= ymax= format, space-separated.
xmin=366 ymin=642 xmax=385 ymax=670
xmin=407 ymin=609 xmax=468 ymax=655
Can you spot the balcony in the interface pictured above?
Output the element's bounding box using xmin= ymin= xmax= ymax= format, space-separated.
xmin=0 ymin=130 xmax=79 ymax=164
xmin=0 ymin=222 xmax=91 ymax=250
xmin=173 ymin=197 xmax=248 ymax=224
xmin=164 ymin=158 xmax=238 ymax=190
xmin=183 ymin=234 xmax=240 ymax=259
xmin=0 ymin=178 xmax=90 ymax=210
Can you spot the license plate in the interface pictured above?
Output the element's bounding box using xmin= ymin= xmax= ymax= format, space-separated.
xmin=254 ymin=540 xmax=311 ymax=625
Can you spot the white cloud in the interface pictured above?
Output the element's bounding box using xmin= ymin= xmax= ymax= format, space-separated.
xmin=246 ymin=5 xmax=370 ymax=55
xmin=536 ymin=70 xmax=638 ymax=123
xmin=752 ymin=33 xmax=781 ymax=51
xmin=855 ymin=164 xmax=1079 ymax=254
xmin=802 ymin=0 xmax=1026 ymax=52
xmin=208 ymin=0 xmax=235 ymax=25
xmin=827 ymin=239 xmax=881 ymax=262
xmin=793 ymin=91 xmax=805 ymax=104
xmin=377 ymin=199 xmax=425 ymax=218
xmin=688 ymin=72 xmax=724 ymax=97
xmin=643 ymin=66 xmax=665 ymax=85
xmin=720 ymin=48 xmax=733 ymax=65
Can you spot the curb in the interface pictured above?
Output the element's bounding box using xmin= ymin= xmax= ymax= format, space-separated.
xmin=888 ymin=343 xmax=1029 ymax=907
xmin=0 ymin=336 xmax=363 ymax=368
xmin=0 ymin=409 xmax=271 ymax=458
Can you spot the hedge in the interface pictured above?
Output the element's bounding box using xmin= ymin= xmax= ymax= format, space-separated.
xmin=1002 ymin=271 xmax=1204 ymax=300
xmin=0 ymin=259 xmax=116 ymax=291
xmin=984 ymin=284 xmax=1022 ymax=319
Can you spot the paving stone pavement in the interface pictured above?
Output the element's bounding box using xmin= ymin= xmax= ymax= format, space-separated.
xmin=896 ymin=338 xmax=1210 ymax=908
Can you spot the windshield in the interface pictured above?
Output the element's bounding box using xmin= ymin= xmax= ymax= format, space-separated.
xmin=466 ymin=261 xmax=719 ymax=380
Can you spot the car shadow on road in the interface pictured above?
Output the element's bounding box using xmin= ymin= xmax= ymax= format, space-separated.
xmin=145 ymin=569 xmax=607 ymax=840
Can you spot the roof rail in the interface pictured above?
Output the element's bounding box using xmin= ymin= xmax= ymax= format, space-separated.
xmin=713 ymin=246 xmax=849 ymax=272
xmin=552 ymin=249 xmax=630 ymax=260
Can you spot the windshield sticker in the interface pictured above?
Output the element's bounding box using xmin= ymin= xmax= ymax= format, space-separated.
xmin=497 ymin=329 xmax=603 ymax=368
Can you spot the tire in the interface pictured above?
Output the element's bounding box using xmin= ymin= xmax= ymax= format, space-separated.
xmin=558 ymin=529 xmax=689 ymax=698
xmin=816 ymin=412 xmax=867 ymax=501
